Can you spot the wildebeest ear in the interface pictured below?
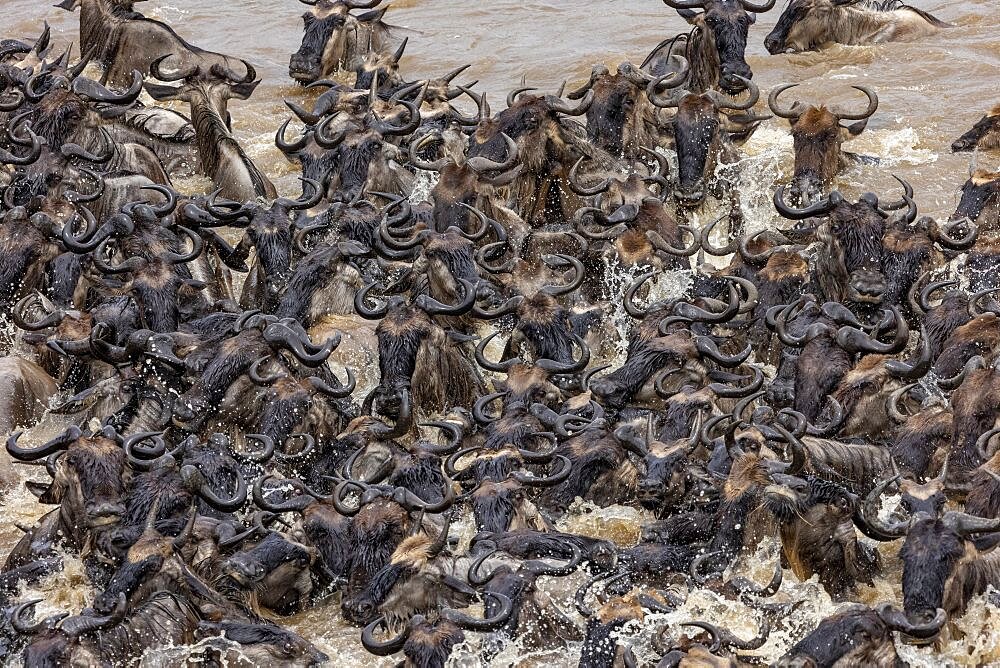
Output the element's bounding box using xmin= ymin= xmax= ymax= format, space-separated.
xmin=143 ymin=82 xmax=185 ymax=102
xmin=843 ymin=118 xmax=869 ymax=136
xmin=229 ymin=79 xmax=261 ymax=101
xmin=356 ymin=7 xmax=388 ymax=23
xmin=747 ymin=12 xmax=757 ymax=24
xmin=677 ymin=8 xmax=700 ymax=22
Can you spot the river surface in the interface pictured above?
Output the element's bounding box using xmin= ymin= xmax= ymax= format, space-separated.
xmin=4 ymin=0 xmax=1000 ymax=666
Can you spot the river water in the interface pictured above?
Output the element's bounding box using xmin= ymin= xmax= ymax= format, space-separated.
xmin=4 ymin=0 xmax=1000 ymax=665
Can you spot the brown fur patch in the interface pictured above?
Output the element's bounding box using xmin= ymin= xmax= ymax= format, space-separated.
xmin=724 ymin=454 xmax=770 ymax=500
xmin=971 ymin=169 xmax=1000 ymax=186
xmin=794 ymin=106 xmax=839 ymax=135
xmin=759 ymin=251 xmax=809 ymax=281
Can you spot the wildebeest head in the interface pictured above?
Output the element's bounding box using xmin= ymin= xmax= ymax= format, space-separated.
xmin=896 ymin=511 xmax=1000 ymax=631
xmin=195 ymin=621 xmax=329 ymax=667
xmin=564 ymin=61 xmax=674 ymax=157
xmin=28 ymin=69 xmax=143 ymax=148
xmin=773 ymin=603 xmax=941 ymax=667
xmin=468 ymin=88 xmax=594 ymax=225
xmin=341 ymin=518 xmax=462 ymax=626
xmin=951 ymin=168 xmax=1000 ymax=229
xmin=953 ymin=105 xmax=1000 ymax=153
xmin=13 ymin=595 xmax=129 ymax=668
xmin=763 ymin=0 xmax=933 ymax=54
xmin=649 ymin=74 xmax=766 ymax=206
xmin=409 ymin=130 xmax=521 ymax=232
xmin=7 ymin=426 xmax=127 ymax=536
xmin=289 ymin=0 xmax=391 ymax=83
xmin=763 ymin=473 xmax=878 ymax=596
xmin=769 ymin=83 xmax=878 ymax=204
xmin=775 ymin=186 xmax=917 ymax=306
xmin=219 ymin=530 xmax=316 ymax=615
xmin=663 ymin=0 xmax=776 ymax=94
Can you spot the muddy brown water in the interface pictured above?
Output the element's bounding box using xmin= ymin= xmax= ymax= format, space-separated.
xmin=4 ymin=0 xmax=1000 ymax=665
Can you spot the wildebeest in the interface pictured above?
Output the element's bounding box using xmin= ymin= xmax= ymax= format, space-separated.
xmin=953 ymin=104 xmax=1000 ymax=153
xmin=768 ymin=83 xmax=878 ymax=204
xmin=764 ymin=0 xmax=949 ymax=54
xmin=773 ymin=603 xmax=944 ymax=667
xmin=59 ymin=0 xmax=255 ymax=87
xmin=288 ymin=0 xmax=393 ymax=84
xmin=144 ymin=58 xmax=277 ymax=200
xmin=658 ymin=0 xmax=777 ymax=94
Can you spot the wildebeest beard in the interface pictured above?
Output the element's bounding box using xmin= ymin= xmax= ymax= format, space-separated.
xmin=376 ymin=316 xmax=426 ymax=392
xmin=276 ymin=245 xmax=349 ymax=323
xmin=881 ymin=231 xmax=932 ymax=307
xmin=424 ymin=242 xmax=480 ymax=289
xmin=348 ymin=503 xmax=407 ymax=593
xmin=131 ymin=271 xmax=182 ymax=332
xmin=472 ymin=481 xmax=524 ymax=533
xmin=249 ymin=221 xmax=293 ymax=300
xmin=544 ymin=431 xmax=620 ymax=509
xmin=594 ymin=340 xmax=683 ymax=407
xmin=586 ymin=81 xmax=632 ymax=155
xmin=181 ymin=335 xmax=265 ymax=413
xmin=483 ymin=413 xmax=539 ymax=451
xmin=832 ymin=204 xmax=886 ymax=274
xmin=708 ymin=485 xmax=763 ymax=559
xmin=469 ymin=455 xmax=521 ymax=483
xmin=120 ymin=469 xmax=193 ymax=533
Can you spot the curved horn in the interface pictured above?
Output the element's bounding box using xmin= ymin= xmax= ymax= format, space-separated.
xmin=512 ymin=455 xmax=573 ymax=487
xmin=275 ymin=117 xmax=310 ymax=154
xmin=545 ymin=89 xmax=594 ymax=116
xmin=885 ymin=326 xmax=932 ymax=380
xmin=773 ymin=186 xmax=838 ymax=220
xmin=707 ymin=76 xmax=760 ymax=111
xmin=181 ymin=464 xmax=247 ymax=513
xmin=361 ymin=616 xmax=410 ymax=656
xmin=877 ymin=604 xmax=946 ymax=639
xmin=836 ymin=85 xmax=879 ymax=121
xmin=7 ymin=427 xmax=80 ymax=462
xmin=853 ymin=474 xmax=908 ymax=541
xmin=467 ymin=132 xmax=519 ymax=173
xmin=768 ymin=83 xmax=803 ymax=120
xmin=475 ymin=331 xmax=520 ymax=373
xmin=442 ymin=592 xmax=514 ymax=631
xmin=567 ymin=157 xmax=611 ymax=196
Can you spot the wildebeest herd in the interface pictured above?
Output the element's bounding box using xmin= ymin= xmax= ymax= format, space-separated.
xmin=0 ymin=0 xmax=999 ymax=665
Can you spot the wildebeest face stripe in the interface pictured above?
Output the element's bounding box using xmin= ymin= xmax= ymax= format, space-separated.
xmin=900 ymin=519 xmax=965 ymax=616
